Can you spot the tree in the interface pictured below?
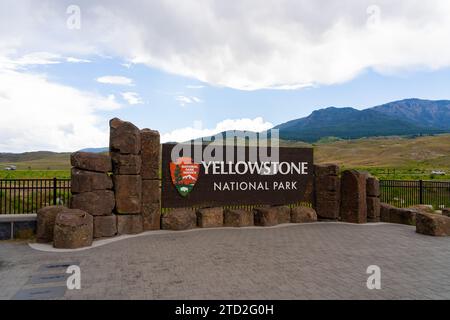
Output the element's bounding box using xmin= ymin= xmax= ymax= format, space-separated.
xmin=174 ymin=165 xmax=182 ymax=184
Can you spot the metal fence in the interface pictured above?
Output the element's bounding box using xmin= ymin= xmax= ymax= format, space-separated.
xmin=1 ymin=177 xmax=449 ymax=214
xmin=0 ymin=178 xmax=71 ymax=214
xmin=380 ymin=180 xmax=450 ymax=209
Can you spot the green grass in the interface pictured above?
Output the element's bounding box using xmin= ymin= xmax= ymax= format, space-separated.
xmin=379 ymin=186 xmax=450 ymax=210
xmin=0 ymin=170 xmax=70 ymax=179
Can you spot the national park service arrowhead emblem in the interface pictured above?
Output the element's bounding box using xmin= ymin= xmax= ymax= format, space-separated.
xmin=170 ymin=157 xmax=200 ymax=197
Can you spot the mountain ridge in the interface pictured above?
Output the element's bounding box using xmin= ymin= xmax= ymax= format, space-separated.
xmin=274 ymin=98 xmax=450 ymax=142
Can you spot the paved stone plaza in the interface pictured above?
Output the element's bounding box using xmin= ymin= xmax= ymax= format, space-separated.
xmin=1 ymin=222 xmax=450 ymax=300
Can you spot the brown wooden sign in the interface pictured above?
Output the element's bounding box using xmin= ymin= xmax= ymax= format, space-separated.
xmin=161 ymin=143 xmax=313 ymax=208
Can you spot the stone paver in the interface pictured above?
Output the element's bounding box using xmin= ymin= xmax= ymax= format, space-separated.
xmin=1 ymin=223 xmax=450 ymax=300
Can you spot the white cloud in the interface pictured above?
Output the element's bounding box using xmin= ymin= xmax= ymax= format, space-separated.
xmin=161 ymin=117 xmax=273 ymax=142
xmin=121 ymin=91 xmax=143 ymax=105
xmin=0 ymin=69 xmax=121 ymax=152
xmin=2 ymin=1 xmax=450 ymax=90
xmin=0 ymin=52 xmax=61 ymax=70
xmin=96 ymin=76 xmax=133 ymax=86
xmin=0 ymin=52 xmax=92 ymax=70
xmin=13 ymin=52 xmax=61 ymax=66
xmin=66 ymin=57 xmax=91 ymax=63
xmin=186 ymin=85 xmax=205 ymax=89
xmin=175 ymin=95 xmax=202 ymax=107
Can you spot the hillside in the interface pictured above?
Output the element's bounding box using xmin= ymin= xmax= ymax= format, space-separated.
xmin=372 ymin=99 xmax=450 ymax=129
xmin=1 ymin=134 xmax=450 ymax=180
xmin=313 ymin=134 xmax=450 ymax=168
xmin=275 ymin=98 xmax=450 ymax=142
xmin=0 ymin=151 xmax=71 ymax=170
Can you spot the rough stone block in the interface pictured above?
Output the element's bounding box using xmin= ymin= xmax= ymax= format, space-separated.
xmin=223 ymin=209 xmax=254 ymax=227
xmin=113 ymin=175 xmax=142 ymax=214
xmin=36 ymin=205 xmax=66 ymax=243
xmin=142 ymin=179 xmax=160 ymax=205
xmin=116 ymin=215 xmax=143 ymax=235
xmin=71 ymin=168 xmax=113 ymax=193
xmin=367 ymin=196 xmax=381 ymax=221
xmin=140 ymin=129 xmax=160 ymax=180
xmin=253 ymin=207 xmax=278 ymax=226
xmin=142 ymin=203 xmax=161 ymax=231
xmin=112 ymin=154 xmax=141 ymax=175
xmin=366 ymin=177 xmax=380 ymax=197
xmin=71 ymin=152 xmax=112 ymax=173
xmin=380 ymin=203 xmax=394 ymax=222
xmin=291 ymin=206 xmax=317 ymax=223
xmin=416 ymin=212 xmax=450 ymax=236
xmin=53 ymin=209 xmax=93 ymax=249
xmin=314 ymin=166 xmax=340 ymax=220
xmin=197 ymin=207 xmax=224 ymax=228
xmin=273 ymin=205 xmax=291 ymax=224
xmin=340 ymin=170 xmax=367 ymax=224
xmin=71 ymin=190 xmax=115 ymax=216
xmin=94 ymin=215 xmax=117 ymax=238
xmin=315 ymin=200 xmax=340 ymax=220
xmin=314 ymin=189 xmax=340 ymax=220
xmin=109 ymin=118 xmax=141 ymax=155
xmin=315 ymin=190 xmax=341 ymax=201
xmin=161 ymin=209 xmax=196 ymax=230
xmin=315 ymin=175 xmax=340 ymax=192
xmin=389 ymin=207 xmax=416 ymax=226
xmin=314 ymin=164 xmax=339 ymax=177
xmin=443 ymin=208 xmax=450 ymax=217
xmin=408 ymin=205 xmax=435 ymax=215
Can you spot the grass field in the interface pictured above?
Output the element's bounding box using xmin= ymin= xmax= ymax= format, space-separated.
xmin=1 ymin=134 xmax=450 ymax=180
xmin=313 ymin=134 xmax=450 ymax=180
xmin=0 ymin=152 xmax=71 ymax=179
xmin=0 ymin=170 xmax=70 ymax=179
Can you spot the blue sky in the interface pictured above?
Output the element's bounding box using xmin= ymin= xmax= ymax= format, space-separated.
xmin=1 ymin=0 xmax=450 ymax=152
xmin=40 ymin=57 xmax=450 ymax=136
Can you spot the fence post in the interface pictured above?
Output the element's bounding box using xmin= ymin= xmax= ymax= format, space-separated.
xmin=419 ymin=180 xmax=423 ymax=204
xmin=53 ymin=177 xmax=57 ymax=205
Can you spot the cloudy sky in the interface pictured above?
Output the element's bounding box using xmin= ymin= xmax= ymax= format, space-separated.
xmin=1 ymin=0 xmax=450 ymax=152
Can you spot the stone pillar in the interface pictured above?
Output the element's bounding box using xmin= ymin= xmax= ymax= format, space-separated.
xmin=110 ymin=118 xmax=143 ymax=235
xmin=340 ymin=170 xmax=367 ymax=224
xmin=366 ymin=177 xmax=381 ymax=222
xmin=313 ymin=164 xmax=340 ymax=220
xmin=70 ymin=151 xmax=115 ymax=239
xmin=140 ymin=129 xmax=161 ymax=230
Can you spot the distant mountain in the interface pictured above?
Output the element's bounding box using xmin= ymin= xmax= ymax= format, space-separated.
xmin=78 ymin=147 xmax=109 ymax=153
xmin=275 ymin=99 xmax=449 ymax=142
xmin=371 ymin=99 xmax=450 ymax=130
